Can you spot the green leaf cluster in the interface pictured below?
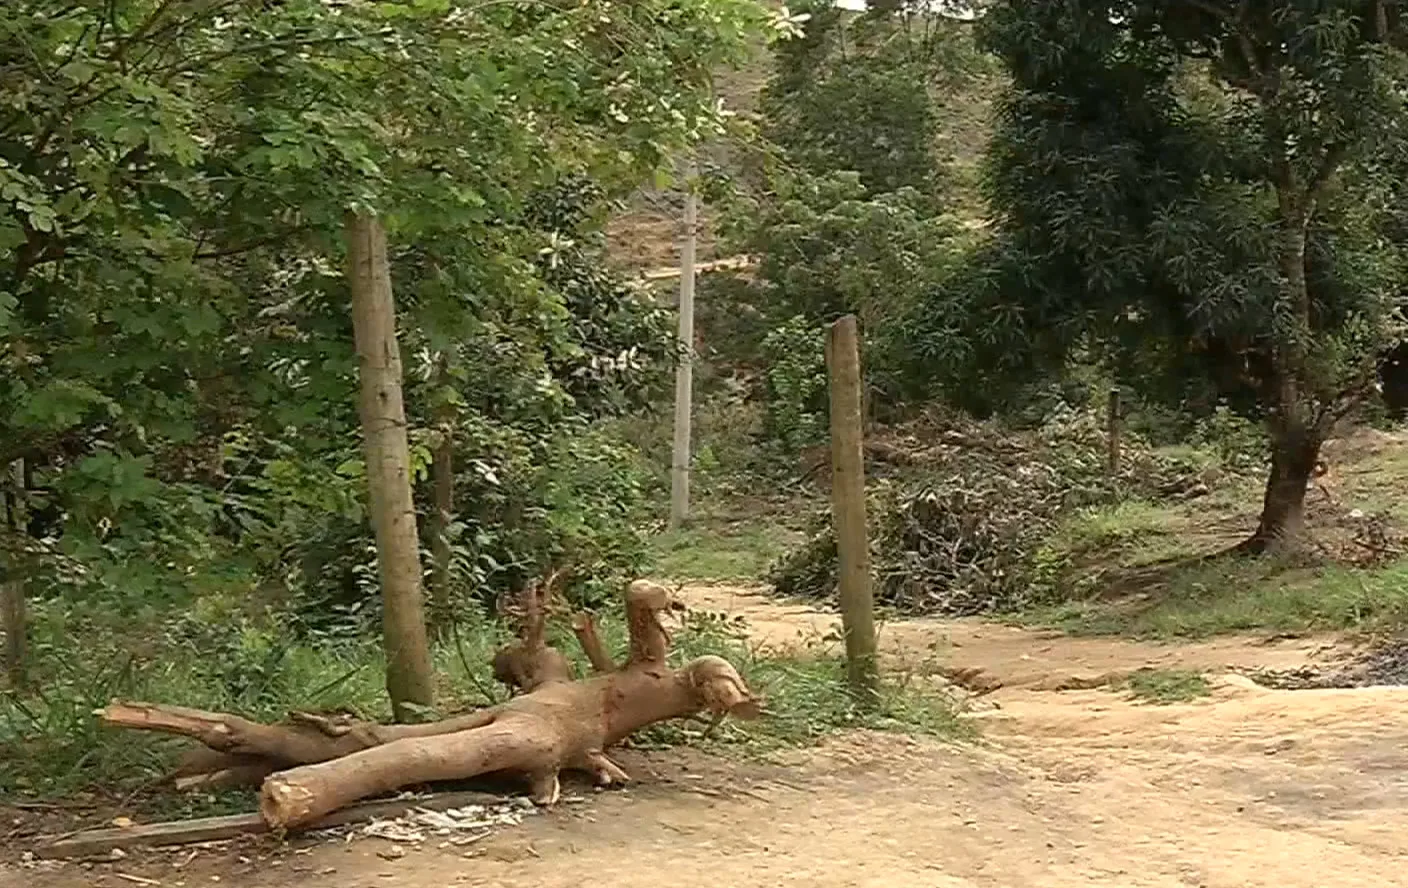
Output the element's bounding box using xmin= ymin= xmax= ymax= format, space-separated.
xmin=0 ymin=0 xmax=767 ymax=630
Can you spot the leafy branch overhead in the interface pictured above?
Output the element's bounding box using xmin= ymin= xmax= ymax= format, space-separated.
xmin=0 ymin=0 xmax=770 ymax=631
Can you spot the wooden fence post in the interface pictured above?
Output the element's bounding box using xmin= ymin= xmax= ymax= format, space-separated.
xmin=2 ymin=458 xmax=26 ymax=692
xmin=826 ymin=315 xmax=878 ymax=705
xmin=668 ymin=160 xmax=698 ymax=530
xmin=1106 ymin=387 xmax=1122 ymax=477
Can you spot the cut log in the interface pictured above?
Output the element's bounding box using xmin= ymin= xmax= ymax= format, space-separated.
xmin=260 ymin=652 xmax=758 ymax=829
xmin=34 ymin=790 xmax=504 ymax=859
xmin=104 ymin=577 xmax=762 ymax=832
xmin=99 ymin=703 xmax=499 ymax=788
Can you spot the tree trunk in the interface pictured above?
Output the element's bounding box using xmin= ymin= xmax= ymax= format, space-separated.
xmin=1241 ymin=176 xmax=1324 ymax=556
xmin=103 ymin=579 xmax=762 ymax=833
xmin=1243 ymin=425 xmax=1321 ymax=554
xmin=346 ymin=213 xmax=435 ymax=721
xmin=825 ymin=315 xmax=878 ymax=706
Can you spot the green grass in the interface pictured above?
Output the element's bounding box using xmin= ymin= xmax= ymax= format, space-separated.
xmin=548 ymin=606 xmax=967 ymax=751
xmin=0 ymin=602 xmax=519 ymax=813
xmin=1123 ymin=668 xmax=1212 ymax=704
xmin=1334 ymin=445 xmax=1408 ymax=519
xmin=1025 ymin=557 xmax=1408 ymax=639
xmin=2 ymin=594 xmax=964 ymax=817
xmin=647 ymin=512 xmax=807 ymax=582
xmin=660 ymin=610 xmax=969 ymax=750
xmin=1059 ymin=499 xmax=1173 ymax=552
xmin=1047 ymin=498 xmax=1203 ymax=570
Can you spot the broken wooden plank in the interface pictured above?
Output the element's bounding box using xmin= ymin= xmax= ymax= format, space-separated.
xmin=33 ymin=789 xmax=507 ymax=859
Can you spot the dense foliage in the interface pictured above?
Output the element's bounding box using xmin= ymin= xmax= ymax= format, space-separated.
xmin=760 ymin=0 xmax=980 ymax=201
xmin=973 ymin=0 xmax=1408 ymax=546
xmin=709 ymin=1 xmax=984 ymax=455
xmin=0 ymin=0 xmax=770 ymax=665
xmin=769 ymin=405 xmax=1216 ymax=616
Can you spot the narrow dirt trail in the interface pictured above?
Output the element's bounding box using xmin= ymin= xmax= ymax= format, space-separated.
xmin=680 ymin=583 xmax=1345 ymax=691
xmin=15 ymin=584 xmax=1408 ymax=888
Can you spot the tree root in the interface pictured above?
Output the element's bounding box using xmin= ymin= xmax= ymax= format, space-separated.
xmin=102 ymin=576 xmax=762 ymax=831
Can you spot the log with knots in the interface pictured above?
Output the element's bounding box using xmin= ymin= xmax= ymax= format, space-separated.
xmin=97 ymin=575 xmax=762 ymax=831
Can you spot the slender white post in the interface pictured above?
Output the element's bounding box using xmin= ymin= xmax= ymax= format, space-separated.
xmin=669 ymin=162 xmax=698 ymax=530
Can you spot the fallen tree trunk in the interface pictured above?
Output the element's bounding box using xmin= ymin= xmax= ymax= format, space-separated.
xmin=103 ymin=578 xmax=761 ymax=832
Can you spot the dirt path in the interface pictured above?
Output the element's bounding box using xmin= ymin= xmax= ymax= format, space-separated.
xmin=12 ymin=584 xmax=1408 ymax=888
xmin=679 ymin=584 xmax=1348 ymax=691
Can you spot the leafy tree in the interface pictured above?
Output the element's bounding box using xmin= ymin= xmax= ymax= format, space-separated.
xmin=706 ymin=0 xmax=984 ymax=455
xmin=760 ymin=0 xmax=981 ymax=201
xmin=719 ymin=169 xmax=966 ymax=431
xmin=977 ymin=0 xmax=1408 ymax=551
xmin=0 ymin=0 xmax=770 ymax=694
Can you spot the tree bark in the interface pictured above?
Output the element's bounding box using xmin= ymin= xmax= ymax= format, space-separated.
xmin=1243 ymin=425 xmax=1322 ymax=554
xmin=1105 ymin=388 xmax=1121 ymax=477
xmin=3 ymin=457 xmax=28 ymax=692
xmin=1 ymin=573 xmax=25 ymax=692
xmin=1240 ymin=170 xmax=1326 ymax=555
xmin=489 ymin=568 xmax=574 ymax=694
xmin=346 ymin=213 xmax=435 ymax=720
xmin=825 ymin=315 xmax=879 ymax=706
xmin=571 ymin=612 xmax=616 ymax=674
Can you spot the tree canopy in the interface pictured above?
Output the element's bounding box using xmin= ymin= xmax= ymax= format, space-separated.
xmin=975 ymin=0 xmax=1408 ymax=548
xmin=0 ymin=0 xmax=769 ymax=632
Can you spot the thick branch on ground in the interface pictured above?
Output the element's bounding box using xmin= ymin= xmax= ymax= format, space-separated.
xmin=99 ymin=702 xmax=498 ymax=788
xmin=571 ymin=612 xmax=617 ymax=673
xmin=260 ymin=652 xmax=759 ymax=830
xmin=105 ymin=579 xmax=761 ymax=832
xmin=490 ymin=567 xmax=575 ymax=693
xmin=259 ymin=580 xmax=758 ymax=829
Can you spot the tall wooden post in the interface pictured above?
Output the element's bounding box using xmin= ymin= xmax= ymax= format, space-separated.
xmin=429 ymin=417 xmax=454 ymax=635
xmin=2 ymin=458 xmax=27 ymax=692
xmin=826 ymin=315 xmax=878 ymax=704
xmin=1106 ymin=387 xmax=1122 ymax=477
xmin=346 ymin=213 xmax=436 ymax=721
xmin=669 ymin=162 xmax=698 ymax=530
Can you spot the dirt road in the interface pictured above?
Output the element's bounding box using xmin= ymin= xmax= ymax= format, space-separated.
xmin=12 ymin=584 xmax=1408 ymax=887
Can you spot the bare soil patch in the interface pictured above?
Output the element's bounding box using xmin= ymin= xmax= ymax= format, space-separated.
xmin=9 ymin=584 xmax=1407 ymax=888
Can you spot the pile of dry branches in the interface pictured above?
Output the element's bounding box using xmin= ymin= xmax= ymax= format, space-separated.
xmin=773 ymin=408 xmax=1214 ymax=616
xmin=98 ymin=574 xmax=760 ymax=831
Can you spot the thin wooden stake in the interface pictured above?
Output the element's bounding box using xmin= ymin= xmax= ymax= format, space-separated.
xmin=1106 ymin=387 xmax=1122 ymax=477
xmin=669 ymin=161 xmax=699 ymax=530
xmin=825 ymin=315 xmax=878 ymax=705
xmin=3 ymin=457 xmax=27 ymax=692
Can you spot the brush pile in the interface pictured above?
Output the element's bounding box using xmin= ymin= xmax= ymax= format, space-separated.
xmin=770 ymin=406 xmax=1216 ymax=616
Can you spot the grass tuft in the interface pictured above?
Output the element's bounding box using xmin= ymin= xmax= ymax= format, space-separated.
xmin=1124 ymin=668 xmax=1211 ymax=704
xmin=646 ymin=511 xmax=807 ymax=582
xmin=2 ymin=595 xmax=964 ymax=817
xmin=1026 ymin=557 xmax=1408 ymax=639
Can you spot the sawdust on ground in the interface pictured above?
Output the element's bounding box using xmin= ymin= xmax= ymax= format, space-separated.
xmin=10 ymin=584 xmax=1408 ymax=888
